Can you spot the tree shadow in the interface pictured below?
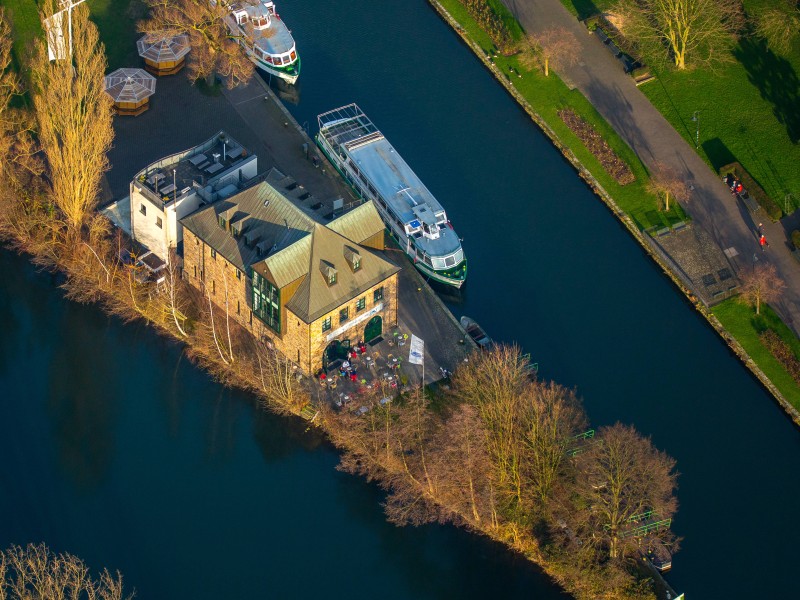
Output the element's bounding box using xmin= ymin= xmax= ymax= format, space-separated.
xmin=734 ymin=38 xmax=800 ymax=144
xmin=569 ymin=0 xmax=601 ymax=21
xmin=702 ymin=137 xmax=736 ymax=173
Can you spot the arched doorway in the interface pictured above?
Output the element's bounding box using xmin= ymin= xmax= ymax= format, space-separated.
xmin=364 ymin=315 xmax=382 ymax=343
xmin=322 ymin=339 xmax=351 ymax=371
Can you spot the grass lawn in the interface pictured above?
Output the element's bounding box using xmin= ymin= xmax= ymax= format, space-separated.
xmin=713 ymin=298 xmax=800 ymax=410
xmin=438 ymin=0 xmax=687 ymax=230
xmin=87 ymin=0 xmax=145 ymax=70
xmin=1 ymin=0 xmax=142 ymax=72
xmin=0 ymin=0 xmax=42 ymax=71
xmin=559 ymin=0 xmax=800 ymax=215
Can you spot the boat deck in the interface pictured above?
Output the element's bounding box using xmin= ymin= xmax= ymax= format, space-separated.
xmin=318 ymin=104 xmax=462 ymax=259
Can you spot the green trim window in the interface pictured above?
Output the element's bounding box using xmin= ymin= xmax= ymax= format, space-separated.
xmin=373 ymin=287 xmax=384 ymax=303
xmin=353 ymin=257 xmax=361 ymax=271
xmin=322 ymin=317 xmax=332 ymax=332
xmin=253 ymin=274 xmax=281 ymax=334
xmin=328 ymin=271 xmax=337 ymax=285
xmin=339 ymin=307 xmax=349 ymax=324
xmin=356 ymin=297 xmax=366 ymax=312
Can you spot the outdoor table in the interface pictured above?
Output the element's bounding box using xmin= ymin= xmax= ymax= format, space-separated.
xmin=188 ymin=153 xmax=207 ymax=166
xmin=160 ymin=183 xmax=176 ymax=195
xmin=205 ymin=162 xmax=224 ymax=175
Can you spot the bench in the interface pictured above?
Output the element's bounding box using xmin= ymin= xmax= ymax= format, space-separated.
xmin=738 ymin=191 xmax=760 ymax=214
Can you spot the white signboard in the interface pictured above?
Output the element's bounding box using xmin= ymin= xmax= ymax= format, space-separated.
xmin=325 ymin=303 xmax=383 ymax=342
xmin=408 ymin=335 xmax=424 ymax=365
xmin=44 ymin=11 xmax=67 ymax=61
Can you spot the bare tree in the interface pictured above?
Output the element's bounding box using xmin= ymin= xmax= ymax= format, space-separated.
xmin=0 ymin=543 xmax=131 ymax=599
xmin=428 ymin=403 xmax=497 ymax=528
xmin=614 ymin=0 xmax=743 ymax=70
xmin=451 ymin=345 xmax=532 ymax=510
xmin=739 ymin=262 xmax=786 ymax=316
xmin=253 ymin=339 xmax=308 ymax=412
xmin=29 ymin=3 xmax=114 ymax=232
xmin=520 ymin=381 xmax=587 ymax=507
xmin=570 ymin=423 xmax=678 ymax=561
xmin=139 ymin=0 xmax=254 ymax=88
xmin=755 ymin=2 xmax=800 ymax=55
xmin=522 ymin=27 xmax=580 ymax=77
xmin=646 ymin=161 xmax=690 ymax=212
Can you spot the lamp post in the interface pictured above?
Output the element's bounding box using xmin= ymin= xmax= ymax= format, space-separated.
xmin=691 ymin=111 xmax=700 ymax=148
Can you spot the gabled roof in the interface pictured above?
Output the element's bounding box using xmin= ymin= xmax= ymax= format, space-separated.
xmin=180 ymin=181 xmax=316 ymax=272
xmin=327 ymin=201 xmax=386 ymax=245
xmin=285 ymin=223 xmax=399 ymax=324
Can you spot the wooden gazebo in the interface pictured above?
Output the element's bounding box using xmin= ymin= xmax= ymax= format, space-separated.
xmin=104 ymin=68 xmax=156 ymax=116
xmin=136 ymin=33 xmax=190 ymax=76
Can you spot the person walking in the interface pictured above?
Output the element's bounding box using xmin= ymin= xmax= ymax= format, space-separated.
xmin=758 ymin=222 xmax=764 ymax=234
xmin=760 ymin=234 xmax=768 ymax=251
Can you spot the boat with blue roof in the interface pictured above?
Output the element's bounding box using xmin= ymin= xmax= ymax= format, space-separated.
xmin=316 ymin=104 xmax=467 ymax=288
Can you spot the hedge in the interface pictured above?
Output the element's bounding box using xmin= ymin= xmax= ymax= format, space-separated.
xmin=719 ymin=162 xmax=783 ymax=221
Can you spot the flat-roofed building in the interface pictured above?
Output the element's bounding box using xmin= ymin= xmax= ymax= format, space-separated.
xmin=181 ymin=172 xmax=399 ymax=374
xmin=130 ymin=131 xmax=257 ymax=262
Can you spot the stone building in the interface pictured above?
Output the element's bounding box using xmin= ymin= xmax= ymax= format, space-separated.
xmin=130 ymin=131 xmax=257 ymax=262
xmin=181 ymin=174 xmax=399 ymax=374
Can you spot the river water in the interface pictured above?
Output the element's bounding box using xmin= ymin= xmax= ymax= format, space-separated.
xmin=1 ymin=0 xmax=799 ymax=598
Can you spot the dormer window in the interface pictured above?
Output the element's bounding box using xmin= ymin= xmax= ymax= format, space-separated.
xmin=319 ymin=260 xmax=337 ymax=286
xmin=219 ymin=216 xmax=226 ymax=229
xmin=343 ymin=246 xmax=361 ymax=272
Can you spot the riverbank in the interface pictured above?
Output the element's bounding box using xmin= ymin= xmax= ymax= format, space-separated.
xmin=425 ymin=0 xmax=800 ymax=426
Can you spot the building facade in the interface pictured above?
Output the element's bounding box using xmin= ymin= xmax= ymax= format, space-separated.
xmin=130 ymin=131 xmax=257 ymax=262
xmin=181 ymin=177 xmax=399 ymax=374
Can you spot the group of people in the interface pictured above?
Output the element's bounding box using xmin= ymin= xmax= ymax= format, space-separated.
xmin=724 ymin=173 xmax=745 ymax=196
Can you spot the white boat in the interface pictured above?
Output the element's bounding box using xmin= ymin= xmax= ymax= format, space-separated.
xmin=219 ymin=1 xmax=300 ymax=85
xmin=316 ymin=104 xmax=467 ymax=288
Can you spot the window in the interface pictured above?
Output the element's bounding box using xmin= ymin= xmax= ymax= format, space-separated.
xmin=211 ymin=249 xmax=217 ymax=260
xmin=356 ymin=297 xmax=366 ymax=312
xmin=353 ymin=257 xmax=361 ymax=271
xmin=253 ymin=276 xmax=281 ymax=334
xmin=140 ymin=204 xmax=147 ymax=216
xmin=373 ymin=287 xmax=384 ymax=302
xmin=193 ymin=265 xmax=197 ymax=278
xmin=212 ymin=280 xmax=215 ymax=294
xmin=328 ymin=271 xmax=337 ymax=285
xmin=219 ymin=216 xmax=226 ymax=229
xmin=156 ymin=216 xmax=163 ymax=229
xmin=322 ymin=317 xmax=332 ymax=332
xmin=339 ymin=307 xmax=349 ymax=324
xmin=237 ymin=300 xmax=240 ymax=315
xmin=236 ymin=269 xmax=241 ymax=280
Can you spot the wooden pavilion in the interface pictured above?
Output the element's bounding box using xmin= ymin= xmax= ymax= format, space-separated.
xmin=136 ymin=33 xmax=191 ymax=76
xmin=104 ymin=68 xmax=156 ymax=116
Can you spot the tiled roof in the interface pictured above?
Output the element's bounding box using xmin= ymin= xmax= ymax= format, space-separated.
xmin=180 ymin=181 xmax=316 ymax=273
xmin=285 ymin=223 xmax=399 ymax=323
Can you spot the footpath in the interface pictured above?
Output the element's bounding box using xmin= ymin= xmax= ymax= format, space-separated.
xmin=502 ymin=0 xmax=800 ymax=335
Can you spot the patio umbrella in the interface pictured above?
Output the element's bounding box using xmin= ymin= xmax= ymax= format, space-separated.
xmin=104 ymin=68 xmax=156 ymax=104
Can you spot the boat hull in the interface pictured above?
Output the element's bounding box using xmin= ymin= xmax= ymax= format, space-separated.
xmin=245 ymin=49 xmax=300 ymax=85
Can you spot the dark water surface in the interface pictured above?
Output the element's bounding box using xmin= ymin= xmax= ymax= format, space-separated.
xmin=1 ymin=1 xmax=799 ymax=599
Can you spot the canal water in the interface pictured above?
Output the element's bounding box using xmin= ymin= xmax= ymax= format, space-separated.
xmin=0 ymin=2 xmax=798 ymax=600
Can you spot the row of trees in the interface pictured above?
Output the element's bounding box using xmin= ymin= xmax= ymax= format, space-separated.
xmin=326 ymin=347 xmax=678 ymax=597
xmin=0 ymin=543 xmax=130 ymax=600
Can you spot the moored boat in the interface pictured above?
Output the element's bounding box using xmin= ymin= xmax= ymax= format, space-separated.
xmin=460 ymin=316 xmax=492 ymax=349
xmin=218 ymin=0 xmax=300 ymax=85
xmin=316 ymin=104 xmax=467 ymax=288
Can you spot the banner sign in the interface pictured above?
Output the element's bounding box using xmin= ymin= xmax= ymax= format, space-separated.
xmin=408 ymin=335 xmax=424 ymax=365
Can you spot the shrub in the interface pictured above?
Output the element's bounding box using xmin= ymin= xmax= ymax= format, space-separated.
xmin=459 ymin=0 xmax=514 ymax=54
xmin=558 ymin=108 xmax=636 ymax=185
xmin=719 ymin=162 xmax=783 ymax=221
xmin=583 ymin=16 xmax=602 ymax=31
xmin=760 ymin=329 xmax=800 ymax=385
xmin=792 ymin=230 xmax=800 ymax=249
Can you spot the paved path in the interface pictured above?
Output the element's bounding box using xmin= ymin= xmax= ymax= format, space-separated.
xmin=503 ymin=0 xmax=800 ymax=333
